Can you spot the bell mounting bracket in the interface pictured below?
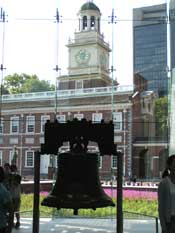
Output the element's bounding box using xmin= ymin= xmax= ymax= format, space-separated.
xmin=41 ymin=118 xmax=117 ymax=156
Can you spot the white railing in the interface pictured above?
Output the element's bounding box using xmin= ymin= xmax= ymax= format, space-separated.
xmin=2 ymin=85 xmax=134 ymax=102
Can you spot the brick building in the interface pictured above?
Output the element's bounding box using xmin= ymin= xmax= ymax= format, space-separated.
xmin=0 ymin=85 xmax=134 ymax=180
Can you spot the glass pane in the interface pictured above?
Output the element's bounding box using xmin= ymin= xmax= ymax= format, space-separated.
xmin=1 ymin=1 xmax=173 ymax=227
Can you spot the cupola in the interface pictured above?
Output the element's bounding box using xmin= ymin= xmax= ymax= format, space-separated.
xmin=78 ymin=1 xmax=101 ymax=33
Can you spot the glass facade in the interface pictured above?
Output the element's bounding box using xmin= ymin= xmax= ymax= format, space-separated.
xmin=170 ymin=1 xmax=175 ymax=69
xmin=133 ymin=4 xmax=168 ymax=97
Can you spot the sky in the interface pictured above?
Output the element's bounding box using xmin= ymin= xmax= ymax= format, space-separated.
xmin=0 ymin=0 xmax=167 ymax=86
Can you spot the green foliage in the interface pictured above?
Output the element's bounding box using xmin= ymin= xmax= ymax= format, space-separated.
xmin=20 ymin=194 xmax=158 ymax=218
xmin=155 ymin=96 xmax=168 ymax=137
xmin=22 ymin=78 xmax=55 ymax=93
xmin=123 ymin=199 xmax=158 ymax=217
xmin=3 ymin=73 xmax=55 ymax=94
xmin=0 ymin=85 xmax=9 ymax=94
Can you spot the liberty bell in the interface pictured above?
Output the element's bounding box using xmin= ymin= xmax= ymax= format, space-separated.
xmin=41 ymin=118 xmax=116 ymax=215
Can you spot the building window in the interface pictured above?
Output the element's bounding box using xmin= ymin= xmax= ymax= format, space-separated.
xmin=98 ymin=155 xmax=102 ymax=169
xmin=9 ymin=148 xmax=18 ymax=165
xmin=25 ymin=138 xmax=34 ymax=144
xmin=83 ymin=16 xmax=87 ymax=30
xmin=114 ymin=136 xmax=122 ymax=143
xmin=92 ymin=113 xmax=103 ymax=123
xmin=113 ymin=112 xmax=122 ymax=131
xmin=57 ymin=114 xmax=66 ymax=123
xmin=75 ymin=80 xmax=83 ymax=89
xmin=0 ymin=151 xmax=2 ymax=166
xmin=9 ymin=138 xmax=18 ymax=144
xmin=25 ymin=151 xmax=34 ymax=167
xmin=26 ymin=116 xmax=35 ymax=133
xmin=74 ymin=113 xmax=84 ymax=120
xmin=41 ymin=115 xmax=50 ymax=133
xmin=0 ymin=119 xmax=4 ymax=134
xmin=10 ymin=116 xmax=19 ymax=134
xmin=91 ymin=16 xmax=95 ymax=30
xmin=111 ymin=155 xmax=117 ymax=169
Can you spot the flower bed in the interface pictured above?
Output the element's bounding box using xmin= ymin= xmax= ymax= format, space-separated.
xmin=20 ymin=189 xmax=158 ymax=217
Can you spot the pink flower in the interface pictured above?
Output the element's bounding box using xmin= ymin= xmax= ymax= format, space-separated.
xmin=103 ymin=188 xmax=157 ymax=200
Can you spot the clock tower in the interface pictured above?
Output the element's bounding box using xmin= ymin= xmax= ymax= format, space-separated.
xmin=59 ymin=1 xmax=112 ymax=90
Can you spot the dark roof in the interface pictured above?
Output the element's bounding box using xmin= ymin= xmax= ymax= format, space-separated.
xmin=81 ymin=2 xmax=100 ymax=12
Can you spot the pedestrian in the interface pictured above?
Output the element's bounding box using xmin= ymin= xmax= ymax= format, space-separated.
xmin=0 ymin=166 xmax=13 ymax=233
xmin=3 ymin=163 xmax=11 ymax=191
xmin=10 ymin=164 xmax=21 ymax=229
xmin=158 ymin=154 xmax=175 ymax=233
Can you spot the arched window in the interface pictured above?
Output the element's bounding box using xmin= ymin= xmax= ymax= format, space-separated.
xmin=83 ymin=16 xmax=87 ymax=30
xmin=91 ymin=16 xmax=95 ymax=30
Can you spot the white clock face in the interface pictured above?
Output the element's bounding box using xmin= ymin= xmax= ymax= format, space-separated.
xmin=75 ymin=49 xmax=90 ymax=65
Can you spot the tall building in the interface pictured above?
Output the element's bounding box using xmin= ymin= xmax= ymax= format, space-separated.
xmin=132 ymin=4 xmax=170 ymax=178
xmin=170 ymin=0 xmax=175 ymax=70
xmin=133 ymin=4 xmax=168 ymax=96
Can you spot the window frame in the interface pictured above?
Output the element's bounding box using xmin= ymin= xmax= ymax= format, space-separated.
xmin=74 ymin=113 xmax=84 ymax=120
xmin=98 ymin=155 xmax=102 ymax=169
xmin=26 ymin=115 xmax=35 ymax=134
xmin=92 ymin=113 xmax=103 ymax=123
xmin=41 ymin=115 xmax=50 ymax=133
xmin=75 ymin=80 xmax=83 ymax=89
xmin=111 ymin=155 xmax=117 ymax=169
xmin=10 ymin=116 xmax=19 ymax=134
xmin=0 ymin=118 xmax=4 ymax=134
xmin=0 ymin=151 xmax=2 ymax=166
xmin=56 ymin=114 xmax=66 ymax=123
xmin=25 ymin=150 xmax=34 ymax=168
xmin=113 ymin=112 xmax=122 ymax=131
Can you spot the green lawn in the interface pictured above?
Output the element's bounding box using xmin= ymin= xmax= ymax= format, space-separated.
xmin=20 ymin=194 xmax=158 ymax=218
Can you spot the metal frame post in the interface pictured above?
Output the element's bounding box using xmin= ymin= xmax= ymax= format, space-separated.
xmin=117 ymin=151 xmax=123 ymax=233
xmin=32 ymin=151 xmax=41 ymax=233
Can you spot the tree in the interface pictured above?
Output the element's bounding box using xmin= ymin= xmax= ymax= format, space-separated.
xmin=0 ymin=85 xmax=9 ymax=95
xmin=155 ymin=96 xmax=168 ymax=137
xmin=22 ymin=78 xmax=55 ymax=93
xmin=3 ymin=73 xmax=55 ymax=94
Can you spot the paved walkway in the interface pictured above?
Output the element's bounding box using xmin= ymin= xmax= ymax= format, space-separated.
xmin=12 ymin=217 xmax=161 ymax=233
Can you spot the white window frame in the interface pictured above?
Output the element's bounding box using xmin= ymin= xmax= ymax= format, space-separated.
xmin=25 ymin=150 xmax=34 ymax=168
xmin=98 ymin=155 xmax=102 ymax=169
xmin=75 ymin=80 xmax=83 ymax=89
xmin=9 ymin=149 xmax=18 ymax=165
xmin=56 ymin=114 xmax=66 ymax=123
xmin=0 ymin=151 xmax=2 ymax=166
xmin=10 ymin=116 xmax=19 ymax=134
xmin=111 ymin=155 xmax=117 ymax=169
xmin=41 ymin=115 xmax=50 ymax=133
xmin=26 ymin=116 xmax=35 ymax=133
xmin=0 ymin=119 xmax=4 ymax=134
xmin=113 ymin=112 xmax=122 ymax=131
xmin=9 ymin=150 xmax=14 ymax=165
xmin=74 ymin=113 xmax=84 ymax=120
xmin=92 ymin=113 xmax=103 ymax=123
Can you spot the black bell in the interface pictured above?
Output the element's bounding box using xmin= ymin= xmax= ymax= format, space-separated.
xmin=41 ymin=152 xmax=115 ymax=215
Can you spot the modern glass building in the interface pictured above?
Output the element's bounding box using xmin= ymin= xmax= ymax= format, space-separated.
xmin=170 ymin=0 xmax=175 ymax=70
xmin=133 ymin=4 xmax=168 ymax=97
